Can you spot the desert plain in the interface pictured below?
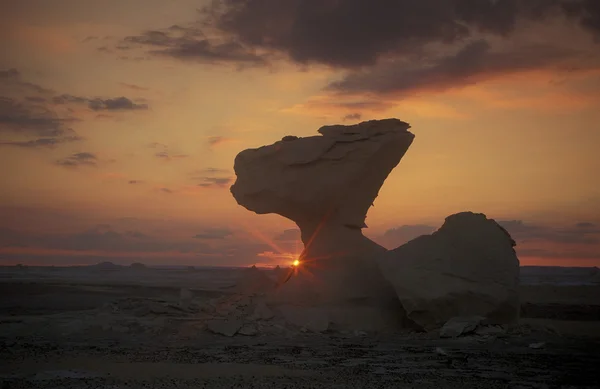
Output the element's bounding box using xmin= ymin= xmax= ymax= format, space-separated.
xmin=0 ymin=263 xmax=599 ymax=389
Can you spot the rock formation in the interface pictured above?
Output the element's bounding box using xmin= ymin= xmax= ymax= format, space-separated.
xmin=230 ymin=119 xmax=521 ymax=333
xmin=377 ymin=212 xmax=520 ymax=330
xmin=231 ymin=119 xmax=415 ymax=330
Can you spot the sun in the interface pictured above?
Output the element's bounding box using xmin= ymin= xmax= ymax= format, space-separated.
xmin=292 ymin=259 xmax=300 ymax=267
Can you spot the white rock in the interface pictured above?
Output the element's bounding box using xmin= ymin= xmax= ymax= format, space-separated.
xmin=206 ymin=319 xmax=243 ymax=337
xmin=179 ymin=288 xmax=193 ymax=302
xmin=439 ymin=316 xmax=484 ymax=338
xmin=378 ymin=212 xmax=520 ymax=330
xmin=279 ymin=305 xmax=330 ymax=333
xmin=238 ymin=324 xmax=258 ymax=336
xmin=252 ymin=301 xmax=274 ymax=320
xmin=529 ymin=342 xmax=546 ymax=349
xmin=231 ymin=119 xmax=415 ymax=331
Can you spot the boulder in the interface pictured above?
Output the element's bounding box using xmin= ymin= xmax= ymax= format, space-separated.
xmin=206 ymin=319 xmax=243 ymax=337
xmin=378 ymin=212 xmax=520 ymax=330
xmin=439 ymin=316 xmax=484 ymax=338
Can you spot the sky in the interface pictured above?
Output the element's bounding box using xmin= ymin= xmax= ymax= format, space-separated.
xmin=1 ymin=0 xmax=599 ymax=268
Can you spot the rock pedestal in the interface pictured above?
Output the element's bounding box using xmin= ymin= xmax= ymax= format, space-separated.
xmin=231 ymin=119 xmax=415 ymax=331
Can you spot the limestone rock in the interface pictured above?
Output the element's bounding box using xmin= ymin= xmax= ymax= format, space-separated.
xmin=231 ymin=119 xmax=413 ymax=236
xmin=378 ymin=212 xmax=520 ymax=330
xmin=206 ymin=319 xmax=243 ymax=337
xmin=279 ymin=305 xmax=330 ymax=333
xmin=439 ymin=316 xmax=484 ymax=338
xmin=238 ymin=323 xmax=258 ymax=336
xmin=231 ymin=119 xmax=414 ymax=327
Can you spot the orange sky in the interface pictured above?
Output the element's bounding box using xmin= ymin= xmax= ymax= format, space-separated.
xmin=1 ymin=0 xmax=599 ymax=267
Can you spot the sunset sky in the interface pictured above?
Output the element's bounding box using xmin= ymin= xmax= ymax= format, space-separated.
xmin=1 ymin=0 xmax=599 ymax=267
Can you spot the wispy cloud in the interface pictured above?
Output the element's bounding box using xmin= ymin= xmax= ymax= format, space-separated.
xmin=56 ymin=152 xmax=98 ymax=168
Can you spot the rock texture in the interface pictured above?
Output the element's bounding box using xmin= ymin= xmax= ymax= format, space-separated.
xmin=378 ymin=212 xmax=520 ymax=330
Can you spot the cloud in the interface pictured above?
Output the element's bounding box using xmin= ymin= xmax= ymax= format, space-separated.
xmin=160 ymin=187 xmax=173 ymax=194
xmin=119 ymin=82 xmax=149 ymax=91
xmin=0 ymin=225 xmax=209 ymax=254
xmin=342 ymin=113 xmax=361 ymax=121
xmin=155 ymin=151 xmax=188 ymax=161
xmin=128 ymin=180 xmax=142 ymax=184
xmin=120 ymin=27 xmax=268 ymax=66
xmin=191 ymin=167 xmax=233 ymax=188
xmin=372 ymin=224 xmax=437 ymax=249
xmin=0 ymin=97 xmax=77 ymax=137
xmin=56 ymin=152 xmax=98 ymax=167
xmin=0 ymin=68 xmax=54 ymax=94
xmin=1 ymin=68 xmax=148 ymax=148
xmin=193 ymin=228 xmax=233 ymax=240
xmin=198 ymin=177 xmax=233 ymax=188
xmin=372 ymin=220 xmax=600 ymax=260
xmin=196 ymin=0 xmax=599 ymax=68
xmin=88 ymin=97 xmax=148 ymax=111
xmin=53 ymin=94 xmax=148 ymax=111
xmin=326 ymin=40 xmax=597 ymax=96
xmin=497 ymin=220 xmax=600 ymax=245
xmin=273 ymin=229 xmax=301 ymax=241
xmin=207 ymin=135 xmax=235 ymax=148
xmin=0 ymin=137 xmax=82 ymax=148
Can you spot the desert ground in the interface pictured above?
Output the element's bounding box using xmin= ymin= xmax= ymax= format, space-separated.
xmin=1 ymin=264 xmax=599 ymax=388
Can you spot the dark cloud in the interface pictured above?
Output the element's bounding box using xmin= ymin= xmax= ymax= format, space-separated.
xmin=274 ymin=229 xmax=301 ymax=242
xmin=88 ymin=96 xmax=148 ymax=111
xmin=0 ymin=97 xmax=77 ymax=137
xmin=197 ymin=0 xmax=598 ymax=68
xmin=327 ymin=40 xmax=594 ymax=95
xmin=0 ymin=68 xmax=54 ymax=94
xmin=1 ymin=68 xmax=148 ymax=149
xmin=196 ymin=167 xmax=230 ymax=175
xmin=116 ymin=1 xmax=599 ymax=102
xmin=53 ymin=94 xmax=148 ymax=111
xmin=516 ymin=248 xmax=600 ymax=260
xmin=192 ymin=167 xmax=233 ymax=188
xmin=193 ymin=228 xmax=233 ymax=240
xmin=561 ymin=0 xmax=600 ymax=37
xmin=121 ymin=27 xmax=268 ymax=66
xmin=498 ymin=220 xmax=600 ymax=245
xmin=56 ymin=152 xmax=98 ymax=168
xmin=0 ymin=96 xmax=82 ymax=148
xmin=0 ymin=136 xmax=82 ymax=148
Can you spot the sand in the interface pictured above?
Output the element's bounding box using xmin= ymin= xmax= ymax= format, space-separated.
xmin=1 ymin=265 xmax=599 ymax=388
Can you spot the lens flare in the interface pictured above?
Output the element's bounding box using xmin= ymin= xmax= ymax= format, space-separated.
xmin=292 ymin=259 xmax=300 ymax=267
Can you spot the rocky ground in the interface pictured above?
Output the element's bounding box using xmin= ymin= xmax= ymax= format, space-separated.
xmin=1 ymin=267 xmax=599 ymax=388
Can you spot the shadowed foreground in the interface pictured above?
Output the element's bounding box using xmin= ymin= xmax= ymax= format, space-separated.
xmin=1 ymin=266 xmax=599 ymax=388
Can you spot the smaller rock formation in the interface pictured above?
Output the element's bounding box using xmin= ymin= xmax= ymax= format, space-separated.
xmin=378 ymin=212 xmax=520 ymax=330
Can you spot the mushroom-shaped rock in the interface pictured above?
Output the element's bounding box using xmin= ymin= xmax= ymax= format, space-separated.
xmin=230 ymin=119 xmax=415 ymax=330
xmin=377 ymin=212 xmax=520 ymax=331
